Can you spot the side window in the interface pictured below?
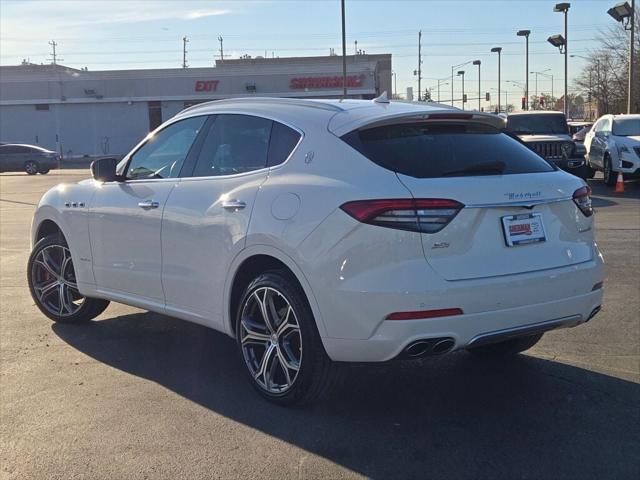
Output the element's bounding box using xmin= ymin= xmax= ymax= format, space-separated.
xmin=602 ymin=118 xmax=611 ymax=133
xmin=126 ymin=116 xmax=206 ymax=180
xmin=191 ymin=114 xmax=272 ymax=177
xmin=0 ymin=146 xmax=18 ymax=154
xmin=593 ymin=119 xmax=603 ymax=132
xmin=267 ymin=122 xmax=302 ymax=167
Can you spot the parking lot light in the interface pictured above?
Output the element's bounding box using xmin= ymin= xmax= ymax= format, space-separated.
xmin=473 ymin=60 xmax=481 ymax=111
xmin=517 ymin=30 xmax=531 ymax=110
xmin=607 ymin=1 xmax=635 ymax=114
xmin=457 ymin=70 xmax=466 ymax=110
xmin=553 ymin=2 xmax=570 ymax=117
xmin=491 ymin=47 xmax=502 ymax=112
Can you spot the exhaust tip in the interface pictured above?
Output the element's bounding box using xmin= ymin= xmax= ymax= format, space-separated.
xmin=432 ymin=338 xmax=455 ymax=354
xmin=405 ymin=340 xmax=432 ymax=358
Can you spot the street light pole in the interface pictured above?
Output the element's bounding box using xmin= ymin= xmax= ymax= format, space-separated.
xmin=458 ymin=70 xmax=466 ymax=110
xmin=553 ymin=3 xmax=570 ymax=117
xmin=630 ymin=0 xmax=636 ymax=113
xmin=491 ymin=47 xmax=502 ymax=112
xmin=473 ymin=60 xmax=481 ymax=110
xmin=608 ymin=1 xmax=636 ymax=113
xmin=517 ymin=30 xmax=531 ymax=110
xmin=341 ymin=0 xmax=347 ymax=99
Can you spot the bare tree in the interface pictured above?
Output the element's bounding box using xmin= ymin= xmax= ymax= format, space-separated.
xmin=575 ymin=15 xmax=640 ymax=115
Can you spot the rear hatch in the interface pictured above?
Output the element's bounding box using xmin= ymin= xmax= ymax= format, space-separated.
xmin=340 ymin=113 xmax=594 ymax=281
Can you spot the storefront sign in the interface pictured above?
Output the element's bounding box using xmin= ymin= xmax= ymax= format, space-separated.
xmin=290 ymin=75 xmax=364 ymax=89
xmin=195 ymin=80 xmax=219 ymax=92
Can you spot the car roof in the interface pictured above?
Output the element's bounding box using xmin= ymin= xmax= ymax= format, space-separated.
xmin=611 ymin=114 xmax=640 ymax=120
xmin=0 ymin=143 xmax=51 ymax=151
xmin=508 ymin=111 xmax=565 ymax=116
xmin=174 ymin=97 xmax=504 ymax=136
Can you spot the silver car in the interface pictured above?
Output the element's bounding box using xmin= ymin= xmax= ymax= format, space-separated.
xmin=0 ymin=144 xmax=59 ymax=175
xmin=584 ymin=114 xmax=640 ymax=186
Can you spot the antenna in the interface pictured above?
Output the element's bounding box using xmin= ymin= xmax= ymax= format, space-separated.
xmin=182 ymin=36 xmax=189 ymax=68
xmin=47 ymin=40 xmax=63 ymax=65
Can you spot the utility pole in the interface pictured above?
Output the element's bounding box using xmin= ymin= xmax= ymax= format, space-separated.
xmin=48 ymin=40 xmax=62 ymax=65
xmin=182 ymin=36 xmax=189 ymax=68
xmin=341 ymin=0 xmax=347 ymax=98
xmin=417 ymin=30 xmax=422 ymax=101
xmin=218 ymin=36 xmax=224 ymax=64
xmin=355 ymin=40 xmax=358 ymax=55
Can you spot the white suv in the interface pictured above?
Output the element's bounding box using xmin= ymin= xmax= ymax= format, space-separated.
xmin=28 ymin=98 xmax=604 ymax=405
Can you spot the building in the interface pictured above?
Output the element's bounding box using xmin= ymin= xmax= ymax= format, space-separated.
xmin=0 ymin=54 xmax=391 ymax=158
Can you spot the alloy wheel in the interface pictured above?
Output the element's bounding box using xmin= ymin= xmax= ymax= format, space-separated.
xmin=31 ymin=244 xmax=85 ymax=317
xmin=240 ymin=287 xmax=302 ymax=394
xmin=25 ymin=161 xmax=38 ymax=175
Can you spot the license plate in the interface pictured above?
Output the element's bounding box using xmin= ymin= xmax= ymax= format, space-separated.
xmin=502 ymin=213 xmax=546 ymax=246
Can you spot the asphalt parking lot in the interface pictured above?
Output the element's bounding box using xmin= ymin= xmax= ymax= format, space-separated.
xmin=1 ymin=169 xmax=639 ymax=479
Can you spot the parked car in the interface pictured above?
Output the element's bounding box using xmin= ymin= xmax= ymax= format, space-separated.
xmin=0 ymin=144 xmax=59 ymax=174
xmin=568 ymin=121 xmax=593 ymax=138
xmin=584 ymin=114 xmax=640 ymax=186
xmin=27 ymin=98 xmax=604 ymax=405
xmin=504 ymin=111 xmax=592 ymax=179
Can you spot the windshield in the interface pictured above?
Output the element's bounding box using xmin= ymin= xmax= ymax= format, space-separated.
xmin=506 ymin=114 xmax=569 ymax=135
xmin=612 ymin=118 xmax=640 ymax=136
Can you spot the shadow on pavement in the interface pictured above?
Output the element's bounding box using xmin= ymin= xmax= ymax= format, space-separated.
xmin=53 ymin=312 xmax=639 ymax=479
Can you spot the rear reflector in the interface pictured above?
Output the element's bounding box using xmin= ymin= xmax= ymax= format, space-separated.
xmin=386 ymin=308 xmax=464 ymax=320
xmin=340 ymin=198 xmax=464 ymax=233
xmin=592 ymin=281 xmax=604 ymax=291
xmin=573 ymin=186 xmax=593 ymax=217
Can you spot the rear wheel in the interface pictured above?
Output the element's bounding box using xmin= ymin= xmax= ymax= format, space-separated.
xmin=236 ymin=270 xmax=337 ymax=405
xmin=24 ymin=161 xmax=39 ymax=175
xmin=28 ymin=233 xmax=110 ymax=323
xmin=466 ymin=333 xmax=543 ymax=358
xmin=603 ymin=155 xmax=616 ymax=186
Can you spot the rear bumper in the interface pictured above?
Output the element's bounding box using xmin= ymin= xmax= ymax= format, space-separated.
xmin=322 ymin=288 xmax=603 ymax=362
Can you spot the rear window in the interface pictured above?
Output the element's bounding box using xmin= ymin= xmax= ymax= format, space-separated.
xmin=612 ymin=118 xmax=640 ymax=136
xmin=505 ymin=114 xmax=568 ymax=135
xmin=341 ymin=122 xmax=555 ymax=179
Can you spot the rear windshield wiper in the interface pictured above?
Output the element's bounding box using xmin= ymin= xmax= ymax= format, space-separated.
xmin=442 ymin=161 xmax=506 ymax=177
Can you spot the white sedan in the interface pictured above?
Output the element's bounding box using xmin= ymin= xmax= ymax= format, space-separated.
xmin=28 ymin=97 xmax=604 ymax=405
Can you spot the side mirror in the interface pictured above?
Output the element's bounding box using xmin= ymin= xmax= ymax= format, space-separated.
xmin=90 ymin=157 xmax=118 ymax=182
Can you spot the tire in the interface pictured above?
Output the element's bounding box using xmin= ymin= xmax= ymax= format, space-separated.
xmin=466 ymin=333 xmax=543 ymax=358
xmin=28 ymin=233 xmax=110 ymax=323
xmin=24 ymin=161 xmax=39 ymax=175
xmin=39 ymin=168 xmax=50 ymax=174
xmin=603 ymin=155 xmax=616 ymax=186
xmin=235 ymin=270 xmax=337 ymax=405
xmin=574 ymin=164 xmax=595 ymax=180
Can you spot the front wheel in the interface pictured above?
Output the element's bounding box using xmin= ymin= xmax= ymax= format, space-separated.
xmin=466 ymin=333 xmax=543 ymax=358
xmin=28 ymin=233 xmax=110 ymax=323
xmin=603 ymin=155 xmax=617 ymax=186
xmin=236 ymin=271 xmax=337 ymax=405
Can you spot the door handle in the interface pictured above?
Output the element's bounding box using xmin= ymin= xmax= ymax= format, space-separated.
xmin=138 ymin=200 xmax=159 ymax=209
xmin=222 ymin=199 xmax=247 ymax=211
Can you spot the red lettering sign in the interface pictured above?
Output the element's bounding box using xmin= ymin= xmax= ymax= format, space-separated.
xmin=290 ymin=75 xmax=364 ymax=89
xmin=195 ymin=80 xmax=219 ymax=92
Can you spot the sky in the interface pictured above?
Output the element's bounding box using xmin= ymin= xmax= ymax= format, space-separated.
xmin=0 ymin=0 xmax=620 ymax=108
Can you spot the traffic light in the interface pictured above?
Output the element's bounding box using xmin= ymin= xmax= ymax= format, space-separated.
xmin=521 ymin=96 xmax=526 ymax=110
xmin=485 ymin=92 xmax=491 ymax=101
xmin=463 ymin=94 xmax=468 ymax=103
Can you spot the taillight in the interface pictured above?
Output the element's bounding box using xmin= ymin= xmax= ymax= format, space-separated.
xmin=573 ymin=186 xmax=593 ymax=217
xmin=340 ymin=198 xmax=464 ymax=233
